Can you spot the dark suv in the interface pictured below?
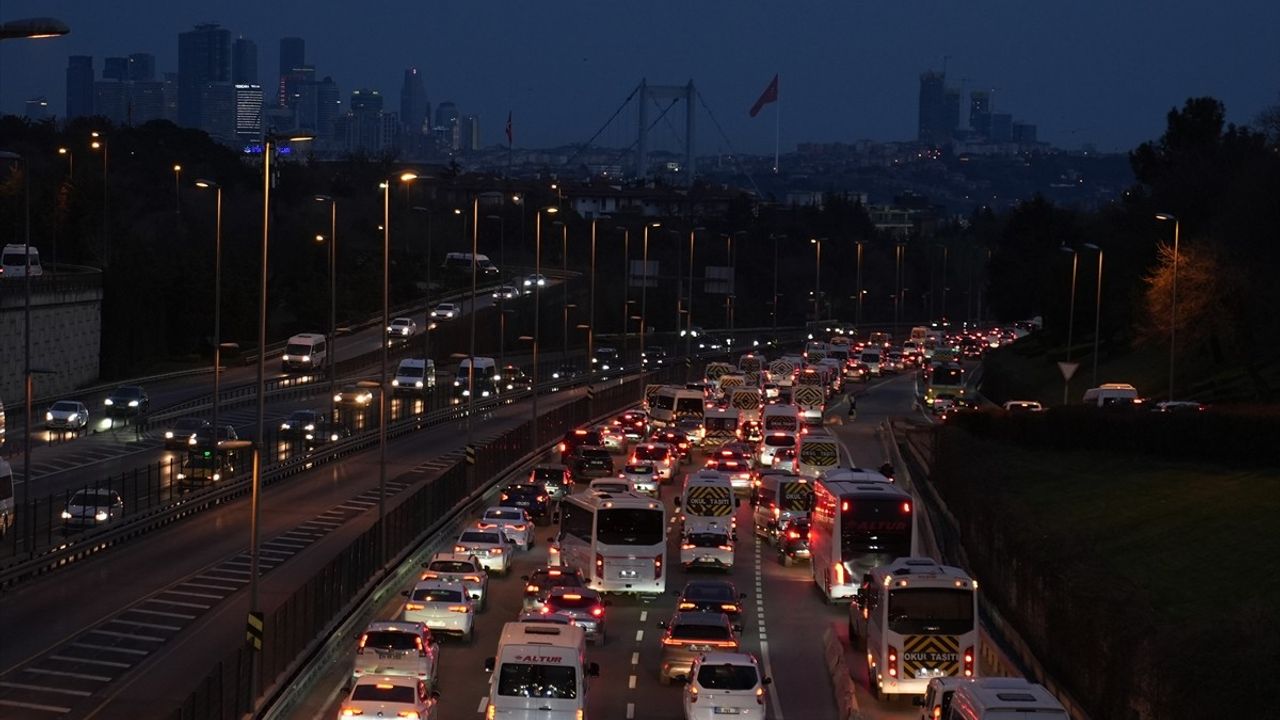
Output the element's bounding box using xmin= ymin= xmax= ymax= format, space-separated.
xmin=570 ymin=445 xmax=614 ymax=481
xmin=499 ymin=482 xmax=550 ymax=522
xmin=529 ymin=464 xmax=573 ymax=500
xmin=558 ymin=428 xmax=603 ymax=464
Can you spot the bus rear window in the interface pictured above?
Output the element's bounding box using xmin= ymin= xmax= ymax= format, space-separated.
xmin=841 ymin=499 xmax=911 ymax=557
xmin=596 ymin=509 xmax=664 ymax=545
xmin=497 ymin=663 xmax=578 ymax=699
xmin=886 ymin=588 xmax=974 ymax=635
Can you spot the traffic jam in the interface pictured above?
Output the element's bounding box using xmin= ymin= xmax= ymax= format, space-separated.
xmin=330 ymin=324 xmax=1067 ymax=720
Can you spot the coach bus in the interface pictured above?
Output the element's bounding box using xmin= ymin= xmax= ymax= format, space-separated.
xmin=810 ymin=476 xmax=915 ymax=603
xmin=551 ymin=491 xmax=667 ymax=598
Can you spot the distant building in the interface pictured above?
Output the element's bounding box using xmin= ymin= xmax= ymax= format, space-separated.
xmin=969 ymin=90 xmax=991 ymax=136
xmin=199 ymin=82 xmax=238 ymax=145
xmin=93 ymin=81 xmax=128 ymax=125
xmin=129 ymin=81 xmax=168 ymax=123
xmin=400 ymin=67 xmax=429 ymax=135
xmin=235 ymin=84 xmax=264 ymax=146
xmin=917 ymin=71 xmax=947 ymax=145
xmin=278 ymin=37 xmax=305 ymax=105
xmin=434 ymin=101 xmax=460 ymax=151
xmin=24 ymin=97 xmax=48 ymax=120
xmin=66 ymin=56 xmax=94 ymax=118
xmin=343 ymin=88 xmax=399 ymax=155
xmin=943 ymin=90 xmax=960 ymax=138
xmin=461 ymin=114 xmax=480 ymax=151
xmin=127 ymin=53 xmax=155 ymax=82
xmin=279 ymin=65 xmax=315 ymax=117
xmin=989 ymin=113 xmax=1013 ymax=143
xmin=232 ymin=38 xmax=257 ymax=84
xmin=1012 ymin=122 xmax=1037 ymax=145
xmin=103 ymin=57 xmax=129 ymax=82
xmin=178 ymin=23 xmax=232 ymax=128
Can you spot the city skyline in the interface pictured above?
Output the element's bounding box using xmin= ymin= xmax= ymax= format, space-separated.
xmin=1 ymin=0 xmax=1278 ymax=153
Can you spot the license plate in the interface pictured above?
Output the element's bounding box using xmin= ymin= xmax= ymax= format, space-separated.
xmin=376 ymin=650 xmax=404 ymax=659
xmin=714 ymin=709 xmax=741 ymax=715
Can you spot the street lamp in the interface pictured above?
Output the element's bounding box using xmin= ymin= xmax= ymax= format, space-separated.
xmin=466 ymin=197 xmax=479 ymax=449
xmin=855 ymin=239 xmax=865 ymax=327
xmin=531 ymin=206 xmax=558 ymax=447
xmin=172 ymin=164 xmax=183 ymax=216
xmin=0 ymin=17 xmax=69 ymax=39
xmin=563 ymin=303 xmax=578 ymax=363
xmin=554 ymin=220 xmax=568 ymax=360
xmin=685 ymin=227 xmax=705 ymax=360
xmin=810 ymin=237 xmax=825 ymax=324
xmin=195 ymin=180 xmax=224 ymax=445
xmin=485 ymin=214 xmax=505 ymax=276
xmin=314 ymin=195 xmax=338 ymax=417
xmin=616 ymin=226 xmax=630 ymax=364
xmin=641 ymin=222 xmax=660 ymax=396
xmin=1060 ymin=245 xmax=1081 ymax=405
xmin=587 ymin=218 xmax=602 ymax=373
xmin=770 ymin=234 xmax=784 ymax=340
xmin=89 ymin=132 xmax=109 ymax=267
xmin=1155 ymin=213 xmax=1180 ymax=401
xmin=381 ymin=173 xmax=418 ymax=559
xmin=1081 ymin=243 xmax=1103 ymax=387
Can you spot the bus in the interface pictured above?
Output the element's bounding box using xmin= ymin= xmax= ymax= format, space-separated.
xmin=551 ymin=491 xmax=667 ymax=597
xmin=850 ymin=557 xmax=978 ymax=699
xmin=923 ymin=362 xmax=966 ymax=407
xmin=649 ymin=386 xmax=705 ymax=429
xmin=810 ymin=477 xmax=915 ymax=603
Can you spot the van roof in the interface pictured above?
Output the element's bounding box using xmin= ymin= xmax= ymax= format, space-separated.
xmin=459 ymin=357 xmax=497 ymax=368
xmin=957 ymin=679 xmax=1065 ymax=711
xmin=287 ymin=333 xmax=326 ymax=343
xmin=498 ymin=620 xmax=585 ymax=648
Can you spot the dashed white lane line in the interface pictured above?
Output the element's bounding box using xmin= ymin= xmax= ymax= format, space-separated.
xmin=476 ymin=696 xmax=489 ymax=713
xmin=628 ymin=674 xmax=637 ymax=689
xmin=23 ymin=668 xmax=112 ymax=682
xmin=631 ymin=652 xmax=640 ymax=665
xmin=0 ymin=698 xmax=72 ymax=714
xmin=755 ymin=535 xmax=785 ymax=720
xmin=626 ymin=702 xmax=635 ymax=719
xmin=48 ymin=655 xmax=129 ymax=669
xmin=639 ymin=611 xmax=647 ymax=622
xmin=634 ymin=630 xmax=644 ymax=642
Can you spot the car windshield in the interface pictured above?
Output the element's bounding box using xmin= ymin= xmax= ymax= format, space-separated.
xmin=546 ymin=593 xmax=598 ymax=610
xmin=887 ymin=588 xmax=975 ymax=635
xmin=350 ymin=684 xmax=416 ymax=703
xmin=69 ymin=491 xmax=116 ymax=507
xmin=486 ymin=509 xmax=524 ymax=520
xmin=697 ymin=663 xmax=759 ymax=690
xmin=114 ymin=387 xmax=143 ymax=398
xmin=497 ymin=663 xmax=577 ymax=699
xmin=363 ymin=631 xmax=420 ymax=651
xmin=428 ymin=561 xmax=475 ymax=573
xmin=392 ymin=319 xmax=411 ymax=326
xmin=411 ymin=587 xmax=464 ymax=603
xmin=51 ymin=401 xmax=80 ymax=412
xmin=285 ymin=343 xmax=312 ymax=356
xmin=459 ymin=531 xmax=502 ymax=545
xmin=684 ymin=583 xmax=735 ymax=602
xmin=399 ymin=365 xmax=424 ymax=377
xmin=596 ymin=508 xmax=664 ymax=546
xmin=670 ymin=622 xmax=732 ymax=641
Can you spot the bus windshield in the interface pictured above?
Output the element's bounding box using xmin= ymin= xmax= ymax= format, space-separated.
xmin=596 ymin=508 xmax=664 ymax=546
xmin=930 ymin=366 xmax=964 ymax=386
xmin=675 ymin=398 xmax=705 ymax=416
xmin=497 ymin=663 xmax=578 ymax=699
xmin=841 ymin=499 xmax=911 ymax=559
xmin=887 ymin=588 xmax=974 ymax=635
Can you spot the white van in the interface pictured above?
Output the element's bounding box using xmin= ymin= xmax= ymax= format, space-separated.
xmin=1081 ymin=383 xmax=1139 ymax=408
xmin=796 ymin=432 xmax=841 ymax=480
xmin=0 ymin=459 xmax=13 ymax=539
xmin=392 ymin=358 xmax=435 ymax=395
xmin=944 ymin=678 xmax=1067 ymax=719
xmin=454 ymin=357 xmax=499 ymax=400
xmin=0 ymin=244 xmax=42 ymax=278
xmin=281 ymin=333 xmax=328 ymax=371
xmin=859 ymin=347 xmax=883 ymax=376
xmin=762 ymin=404 xmax=798 ymax=434
xmin=443 ymin=252 xmax=500 ymax=276
xmin=483 ymin=621 xmax=599 ymax=720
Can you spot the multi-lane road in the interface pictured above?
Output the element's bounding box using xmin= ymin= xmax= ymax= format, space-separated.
xmin=281 ymin=373 xmax=925 ymax=720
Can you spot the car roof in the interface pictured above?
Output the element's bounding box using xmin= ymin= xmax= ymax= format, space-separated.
xmin=462 ymin=524 xmax=505 ymax=536
xmin=683 ymin=580 xmax=737 ymax=598
xmin=413 ymin=578 xmax=466 ymax=591
xmin=352 ymin=674 xmax=419 ymax=688
xmin=365 ymin=620 xmax=425 ymax=634
xmin=485 ymin=506 xmax=527 ymax=515
xmin=696 ymin=651 xmax=758 ymax=667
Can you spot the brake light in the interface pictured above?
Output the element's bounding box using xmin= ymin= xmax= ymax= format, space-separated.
xmin=500 ymin=493 xmax=509 ymax=501
xmin=559 ymin=443 xmax=567 ymax=453
xmin=595 ymin=553 xmax=604 ymax=577
xmin=420 ymin=572 xmax=439 ymax=580
xmin=756 ymin=685 xmax=765 ymax=704
xmin=548 ymin=569 xmax=562 ymax=576
xmin=454 ymin=545 xmax=466 ymax=553
xmin=679 ymin=602 xmax=696 ymax=610
xmin=718 ymin=545 xmax=733 ymax=551
xmin=486 ymin=704 xmax=496 ymax=720
xmin=932 ymin=705 xmax=942 ymax=719
xmin=492 ymin=547 xmax=503 ymax=555
xmin=340 ymin=708 xmax=364 ymax=716
xmin=415 ymin=635 xmax=426 ymax=657
xmin=654 ymin=554 xmax=663 ymax=579
xmin=690 ymin=684 xmax=699 ymax=703
xmin=463 ymin=575 xmax=482 ymax=583
xmin=376 ymin=683 xmax=395 ymax=689
xmin=787 ymin=529 xmax=800 ymax=540
xmin=511 ymin=524 xmax=526 ymax=531
xmin=563 ymin=593 xmax=583 ymax=600
xmin=448 ymin=605 xmax=470 ymax=613
xmin=405 ymin=603 xmax=424 ymax=610
xmin=536 ymin=496 xmax=546 ymax=502
xmin=901 ymin=501 xmax=911 ymax=514
xmin=834 ymin=562 xmax=846 ymax=586
xmin=591 ymin=606 xmax=604 ymax=618
xmin=681 ymin=543 xmax=695 ymax=550
xmin=357 ymin=633 xmax=368 ymax=654
xmin=721 ymin=604 xmax=738 ymax=612
xmin=841 ymin=500 xmax=850 ymax=512
xmin=964 ymin=646 xmax=975 ymax=677
xmin=887 ymin=645 xmax=898 ymax=678
xmin=398 ymin=712 xmax=420 ymax=719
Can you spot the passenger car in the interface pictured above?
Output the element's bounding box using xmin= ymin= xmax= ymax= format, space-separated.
xmin=338 ymin=675 xmax=438 ymax=719
xmin=680 ymin=652 xmax=771 ymax=720
xmin=279 ymin=409 xmax=325 ymax=439
xmin=104 ymin=385 xmax=149 ymax=418
xmin=492 ymin=285 xmax=520 ymax=300
xmin=430 ymin=302 xmax=458 ymax=320
xmin=454 ymin=525 xmax=512 ymax=575
xmin=656 ymin=611 xmax=742 ymax=684
xmin=528 ymin=464 xmax=572 ymax=500
xmin=676 ymin=580 xmax=746 ymax=623
xmin=569 ymin=445 xmax=615 ymax=480
xmin=536 ymin=587 xmax=610 ymax=645
xmin=401 ymin=580 xmax=475 ymax=641
xmin=45 ymin=400 xmax=89 ymax=431
xmin=522 ymin=273 xmax=547 ymax=288
xmin=386 ymin=316 xmax=418 ymax=339
xmin=521 ymin=566 xmax=587 ymax=611
xmin=620 ymin=463 xmax=659 ymax=496
xmin=776 ymin=517 xmax=811 ymax=565
xmin=498 ymin=482 xmax=550 ymax=522
xmin=352 ymin=621 xmax=439 ymax=686
xmin=479 ymin=507 xmax=533 ymax=551
xmin=333 ymin=384 xmax=374 ymax=407
xmin=420 ymin=553 xmax=489 ymax=610
xmin=61 ymin=488 xmax=124 ymax=530
xmin=164 ymin=417 xmax=210 ymax=450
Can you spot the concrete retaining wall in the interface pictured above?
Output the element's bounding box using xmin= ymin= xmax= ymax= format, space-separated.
xmin=0 ymin=270 xmax=103 ymax=402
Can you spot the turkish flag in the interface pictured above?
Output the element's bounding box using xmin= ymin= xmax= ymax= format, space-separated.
xmin=505 ymin=111 xmax=513 ymax=145
xmin=749 ymin=74 xmax=779 ymax=118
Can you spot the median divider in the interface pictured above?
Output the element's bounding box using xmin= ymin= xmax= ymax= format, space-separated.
xmin=822 ymin=624 xmax=862 ymax=720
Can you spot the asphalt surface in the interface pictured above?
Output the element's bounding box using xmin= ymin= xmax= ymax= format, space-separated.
xmin=288 ymin=373 xmax=927 ymax=720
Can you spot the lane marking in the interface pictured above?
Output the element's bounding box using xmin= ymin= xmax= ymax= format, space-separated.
xmin=639 ymin=611 xmax=647 ymax=622
xmin=126 ymin=607 xmax=195 ymax=620
xmin=48 ymin=656 xmax=129 ymax=669
xmin=628 ymin=674 xmax=637 ymax=689
xmin=184 ymin=581 xmax=239 ymax=592
xmin=759 ymin=640 xmax=785 ymax=720
xmin=634 ymin=630 xmax=644 ymax=642
xmin=88 ymin=629 xmax=164 ymax=642
xmin=626 ymin=702 xmax=635 ymax=719
xmin=24 ymin=667 xmax=112 ymax=682
xmin=163 ymin=589 xmax=223 ymax=600
xmin=476 ymin=696 xmax=489 ymax=713
xmin=105 ymin=618 xmax=180 ymax=631
xmin=630 ymin=652 xmax=639 ymax=665
xmin=144 ymin=598 xmax=209 ymax=609
xmin=0 ymin=699 xmax=72 ymax=714
xmin=70 ymin=642 xmax=147 ymax=656
xmin=0 ymin=681 xmax=92 ymax=697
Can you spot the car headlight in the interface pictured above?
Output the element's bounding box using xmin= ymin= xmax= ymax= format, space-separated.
xmin=330 ymin=433 xmax=339 ymax=441
xmin=386 ymin=326 xmax=393 ymax=333
xmin=391 ymin=379 xmax=400 ymax=387
xmin=212 ymin=472 xmax=221 ymax=481
xmin=453 ymin=380 xmax=461 ymax=387
xmin=280 ymin=423 xmax=291 ymax=430
xmin=165 ymin=431 xmax=175 ymax=439
xmin=95 ymin=510 xmax=109 ymax=521
xmin=188 ymin=436 xmax=198 ymax=445
xmin=304 ymin=433 xmax=315 ymax=441
xmin=61 ymin=510 xmax=72 ymax=519
xmin=46 ymin=412 xmax=54 ymax=421
xmin=104 ymin=398 xmax=114 ymax=405
xmin=128 ymin=400 xmax=139 ymax=407
xmin=481 ymin=391 xmax=490 ymax=397
xmin=304 ymin=423 xmax=315 ymax=431
xmin=462 ymin=389 xmax=470 ymax=396
xmin=552 ymin=373 xmax=560 ymax=379
xmin=334 ymin=394 xmax=343 ymax=402
xmin=301 ymin=355 xmax=311 ymax=362
xmin=415 ymin=380 xmax=424 ymax=388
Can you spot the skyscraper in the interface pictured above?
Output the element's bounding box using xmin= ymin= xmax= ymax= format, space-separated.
xmin=989 ymin=113 xmax=1013 ymax=144
xmin=130 ymin=82 xmax=167 ymax=123
xmin=461 ymin=115 xmax=481 ymax=151
xmin=65 ymin=56 xmax=95 ymax=118
xmin=199 ymin=83 xmax=238 ymax=145
xmin=94 ymin=81 xmax=129 ymax=125
xmin=232 ymin=38 xmax=258 ymax=84
xmin=400 ymin=67 xmax=429 ymax=135
xmin=279 ymin=64 xmax=315 ymax=114
xmin=278 ymin=37 xmax=305 ymax=105
xmin=178 ymin=23 xmax=232 ymax=127
xmin=103 ymin=57 xmax=129 ymax=82
xmin=969 ymin=90 xmax=991 ymax=136
xmin=917 ymin=71 xmax=948 ymax=145
xmin=127 ymin=53 xmax=155 ymax=82
xmin=235 ymin=84 xmax=264 ymax=146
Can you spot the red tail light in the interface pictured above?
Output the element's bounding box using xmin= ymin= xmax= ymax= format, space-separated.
xmin=595 ymin=553 xmax=604 ymax=577
xmin=689 ymin=685 xmax=699 ymax=703
xmin=887 ymin=645 xmax=898 ymax=678
xmin=932 ymin=705 xmax=942 ymax=719
xmin=558 ymin=442 xmax=567 ymax=453
xmin=654 ymin=554 xmax=664 ymax=579
xmin=415 ymin=635 xmax=427 ymax=657
xmin=787 ymin=529 xmax=800 ymax=540
xmin=900 ymin=501 xmax=911 ymax=514
xmin=964 ymin=646 xmax=975 ymax=677
xmin=591 ymin=606 xmax=604 ymax=617
xmin=357 ymin=633 xmax=367 ymax=654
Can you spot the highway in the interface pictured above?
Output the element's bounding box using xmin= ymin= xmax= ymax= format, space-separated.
xmin=284 ymin=373 xmax=927 ymax=720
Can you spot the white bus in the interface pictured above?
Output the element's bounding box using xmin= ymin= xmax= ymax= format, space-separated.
xmin=850 ymin=557 xmax=978 ymax=699
xmin=796 ymin=432 xmax=841 ymax=479
xmin=552 ymin=492 xmax=667 ymax=597
xmin=649 ymin=386 xmax=705 ymax=429
xmin=810 ymin=477 xmax=915 ymax=603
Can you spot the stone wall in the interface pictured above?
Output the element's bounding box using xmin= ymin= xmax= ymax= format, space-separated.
xmin=0 ymin=268 xmax=103 ymax=403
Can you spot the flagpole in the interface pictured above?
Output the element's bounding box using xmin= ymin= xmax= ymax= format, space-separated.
xmin=773 ymin=75 xmax=781 ymax=174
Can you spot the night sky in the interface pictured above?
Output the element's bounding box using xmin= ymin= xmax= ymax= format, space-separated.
xmin=2 ymin=0 xmax=1277 ymax=153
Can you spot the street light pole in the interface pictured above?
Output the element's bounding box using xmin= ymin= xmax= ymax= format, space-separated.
xmin=687 ymin=229 xmax=697 ymax=359
xmin=383 ymin=174 xmax=418 ymax=562
xmin=588 ymin=219 xmax=598 ymax=371
xmin=467 ymin=197 xmax=478 ymax=448
xmin=617 ymin=226 xmax=630 ymax=365
xmin=0 ymin=151 xmax=32 ymax=545
xmin=1083 ymin=244 xmax=1103 ymax=387
xmin=195 ymin=180 xmax=223 ymax=445
xmin=1156 ymin=214 xmax=1180 ymax=401
xmin=1061 ymin=246 xmax=1080 ymax=405
xmin=413 ymin=206 xmax=433 ymax=364
xmin=771 ymin=234 xmax=781 ymax=340
xmin=641 ymin=222 xmax=659 ymax=384
xmin=941 ymin=244 xmax=949 ymax=321
xmin=810 ymin=237 xmax=823 ymax=324
xmin=90 ymin=132 xmax=109 ymax=267
xmin=532 ymin=208 xmax=557 ymax=447
xmin=855 ymin=240 xmax=865 ymax=328
xmin=314 ymin=195 xmax=338 ymax=418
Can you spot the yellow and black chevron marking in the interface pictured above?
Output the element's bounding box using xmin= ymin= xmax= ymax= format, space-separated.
xmin=732 ymin=392 xmax=760 ymax=409
xmin=781 ymin=482 xmax=814 ymax=510
xmin=799 ymin=443 xmax=838 ymax=466
xmin=793 ymin=386 xmax=825 ymax=407
xmin=705 ymin=363 xmax=734 ymax=380
xmin=901 ymin=635 xmax=960 ymax=676
xmin=720 ymin=376 xmax=745 ymax=388
xmin=685 ymin=486 xmax=733 ymax=516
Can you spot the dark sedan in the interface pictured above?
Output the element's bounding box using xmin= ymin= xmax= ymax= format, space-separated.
xmin=104 ymin=385 xmax=150 ymax=418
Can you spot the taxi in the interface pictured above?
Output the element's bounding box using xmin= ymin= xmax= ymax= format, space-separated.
xmin=338 ymin=675 xmax=438 ymax=719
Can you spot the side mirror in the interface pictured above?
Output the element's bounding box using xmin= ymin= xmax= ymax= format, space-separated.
xmin=400 ymin=590 xmax=410 ymax=597
xmin=762 ymin=677 xmax=773 ymax=686
xmin=483 ymin=657 xmax=495 ymax=673
xmin=587 ymin=662 xmax=601 ymax=677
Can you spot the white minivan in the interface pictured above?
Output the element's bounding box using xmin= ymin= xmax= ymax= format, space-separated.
xmin=392 ymin=358 xmax=435 ymax=395
xmin=0 ymin=244 xmax=42 ymax=278
xmin=281 ymin=332 xmax=328 ymax=371
xmin=483 ymin=622 xmax=599 ymax=720
xmin=943 ymin=677 xmax=1067 ymax=719
xmin=1081 ymin=383 xmax=1139 ymax=408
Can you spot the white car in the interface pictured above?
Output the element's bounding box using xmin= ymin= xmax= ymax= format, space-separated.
xmin=420 ymin=553 xmax=489 ymax=610
xmin=61 ymin=488 xmax=124 ymax=529
xmin=588 ymin=478 xmax=635 ymax=497
xmin=352 ymin=621 xmax=439 ymax=687
xmin=454 ymin=525 xmax=512 ymax=575
xmin=757 ymin=432 xmax=796 ymax=467
xmin=681 ymin=652 xmax=771 ymax=720
xmin=338 ymin=675 xmax=438 ymax=720
xmin=620 ymin=463 xmax=659 ymax=496
xmin=387 ymin=317 xmax=418 ymax=339
xmin=45 ymin=400 xmax=89 ymax=431
xmin=430 ymin=302 xmax=458 ymax=320
xmin=679 ymin=522 xmax=736 ymax=570
xmin=478 ymin=507 xmax=533 ymax=551
xmin=492 ymin=285 xmax=520 ymax=300
xmin=522 ymin=273 xmax=547 ymax=288
xmin=631 ymin=442 xmax=675 ymax=481
xmin=401 ymin=579 xmax=475 ymax=641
